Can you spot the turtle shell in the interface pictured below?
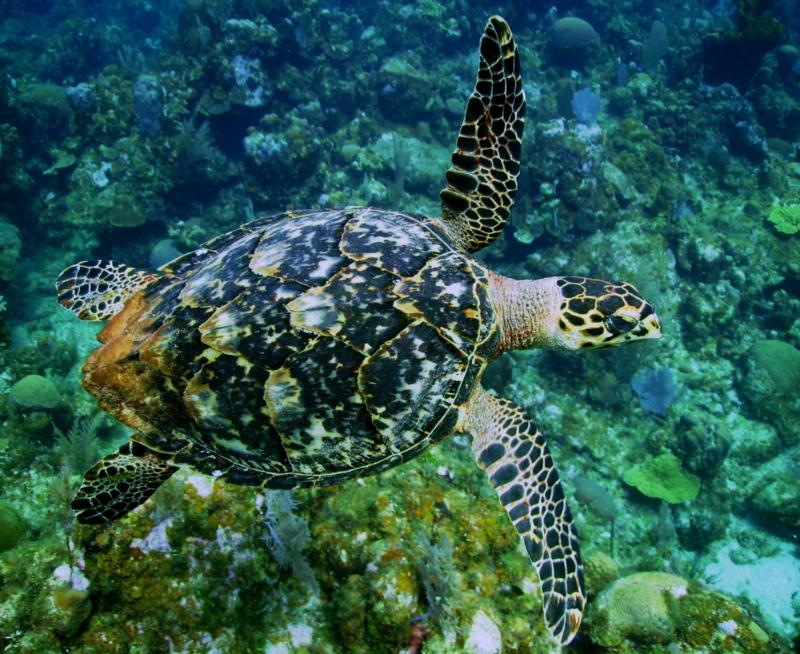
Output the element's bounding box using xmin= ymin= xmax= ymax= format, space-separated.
xmin=82 ymin=208 xmax=499 ymax=488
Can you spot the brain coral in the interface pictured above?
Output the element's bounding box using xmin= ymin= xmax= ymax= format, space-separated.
xmin=590 ymin=572 xmax=686 ymax=646
xmin=551 ymin=17 xmax=600 ymax=49
xmin=11 ymin=375 xmax=61 ymax=409
xmin=589 ymin=572 xmax=776 ymax=651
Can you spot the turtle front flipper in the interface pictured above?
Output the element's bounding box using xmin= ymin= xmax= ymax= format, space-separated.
xmin=72 ymin=441 xmax=178 ymax=524
xmin=460 ymin=386 xmax=584 ymax=645
xmin=56 ymin=260 xmax=160 ymax=321
xmin=438 ymin=16 xmax=525 ymax=253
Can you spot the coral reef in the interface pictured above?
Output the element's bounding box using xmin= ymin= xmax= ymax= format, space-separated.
xmin=0 ymin=0 xmax=798 ymax=651
xmin=587 ymin=571 xmax=778 ymax=652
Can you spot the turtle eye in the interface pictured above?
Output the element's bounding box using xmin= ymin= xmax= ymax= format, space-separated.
xmin=605 ymin=314 xmax=636 ymax=335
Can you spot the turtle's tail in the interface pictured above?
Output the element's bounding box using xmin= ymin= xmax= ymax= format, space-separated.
xmin=56 ymin=260 xmax=160 ymax=321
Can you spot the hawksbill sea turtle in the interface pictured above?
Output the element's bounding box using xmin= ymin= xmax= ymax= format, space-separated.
xmin=56 ymin=17 xmax=661 ymax=644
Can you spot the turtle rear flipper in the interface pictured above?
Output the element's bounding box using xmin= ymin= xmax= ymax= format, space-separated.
xmin=56 ymin=260 xmax=160 ymax=321
xmin=461 ymin=386 xmax=584 ymax=645
xmin=72 ymin=441 xmax=178 ymax=524
xmin=439 ymin=16 xmax=526 ymax=253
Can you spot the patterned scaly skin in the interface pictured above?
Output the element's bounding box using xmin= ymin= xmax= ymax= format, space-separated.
xmin=437 ymin=16 xmax=525 ymax=253
xmin=56 ymin=261 xmax=159 ymax=321
xmin=459 ymin=386 xmax=584 ymax=644
xmin=489 ymin=274 xmax=661 ymax=353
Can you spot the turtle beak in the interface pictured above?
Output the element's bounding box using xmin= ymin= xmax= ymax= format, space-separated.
xmin=639 ymin=312 xmax=662 ymax=340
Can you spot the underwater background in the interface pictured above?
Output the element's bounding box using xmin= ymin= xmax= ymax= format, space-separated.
xmin=0 ymin=0 xmax=799 ymax=652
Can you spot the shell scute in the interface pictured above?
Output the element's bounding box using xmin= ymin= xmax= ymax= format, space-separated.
xmin=200 ymin=276 xmax=309 ymax=369
xmin=393 ymin=251 xmax=494 ymax=355
xmin=250 ymin=209 xmax=351 ymax=285
xmin=341 ymin=209 xmax=450 ymax=277
xmin=358 ymin=321 xmax=466 ymax=451
xmin=183 ymin=351 xmax=291 ymax=471
xmin=178 ymin=232 xmax=262 ymax=309
xmin=287 ymin=261 xmax=406 ymax=355
xmin=264 ymin=337 xmax=388 ymax=473
xmin=159 ymin=227 xmax=250 ymax=277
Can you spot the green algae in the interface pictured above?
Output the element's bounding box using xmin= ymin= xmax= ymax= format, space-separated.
xmin=0 ymin=501 xmax=26 ymax=552
xmin=623 ymin=453 xmax=701 ymax=504
xmin=767 ymin=204 xmax=800 ymax=235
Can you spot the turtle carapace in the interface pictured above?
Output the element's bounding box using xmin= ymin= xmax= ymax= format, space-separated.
xmin=56 ymin=16 xmax=661 ymax=645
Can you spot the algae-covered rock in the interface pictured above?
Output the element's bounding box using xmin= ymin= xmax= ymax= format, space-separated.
xmin=588 ymin=572 xmax=778 ymax=651
xmin=10 ymin=374 xmax=61 ymax=409
xmin=377 ymin=56 xmax=432 ymax=121
xmin=740 ymin=340 xmax=800 ymax=444
xmin=745 ymin=446 xmax=800 ymax=535
xmin=623 ymin=453 xmax=700 ymax=503
xmin=52 ymin=588 xmax=92 ymax=637
xmin=751 ymin=339 xmax=800 ymax=395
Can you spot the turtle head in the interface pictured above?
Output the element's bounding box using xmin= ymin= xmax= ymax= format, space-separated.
xmin=552 ymin=276 xmax=661 ymax=350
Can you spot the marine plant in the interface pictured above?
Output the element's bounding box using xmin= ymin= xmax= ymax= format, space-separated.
xmin=571 ymin=88 xmax=602 ymax=126
xmin=416 ymin=530 xmax=460 ymax=627
xmin=640 ymin=20 xmax=669 ymax=73
xmin=572 ymin=476 xmax=617 ymax=555
xmin=52 ymin=412 xmax=103 ymax=475
xmin=623 ymin=453 xmax=701 ymax=504
xmin=630 ymin=367 xmax=677 ymax=416
xmin=260 ymin=491 xmax=319 ymax=595
xmin=766 ymin=203 xmax=800 ymax=235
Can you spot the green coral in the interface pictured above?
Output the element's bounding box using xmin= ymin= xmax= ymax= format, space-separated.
xmin=623 ymin=453 xmax=701 ymax=504
xmin=767 ymin=204 xmax=800 ymax=235
xmin=10 ymin=374 xmax=61 ymax=410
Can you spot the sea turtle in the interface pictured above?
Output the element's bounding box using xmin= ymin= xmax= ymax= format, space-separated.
xmin=56 ymin=16 xmax=661 ymax=645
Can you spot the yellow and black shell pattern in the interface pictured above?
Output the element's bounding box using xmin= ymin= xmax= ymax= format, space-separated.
xmin=96 ymin=209 xmax=498 ymax=488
